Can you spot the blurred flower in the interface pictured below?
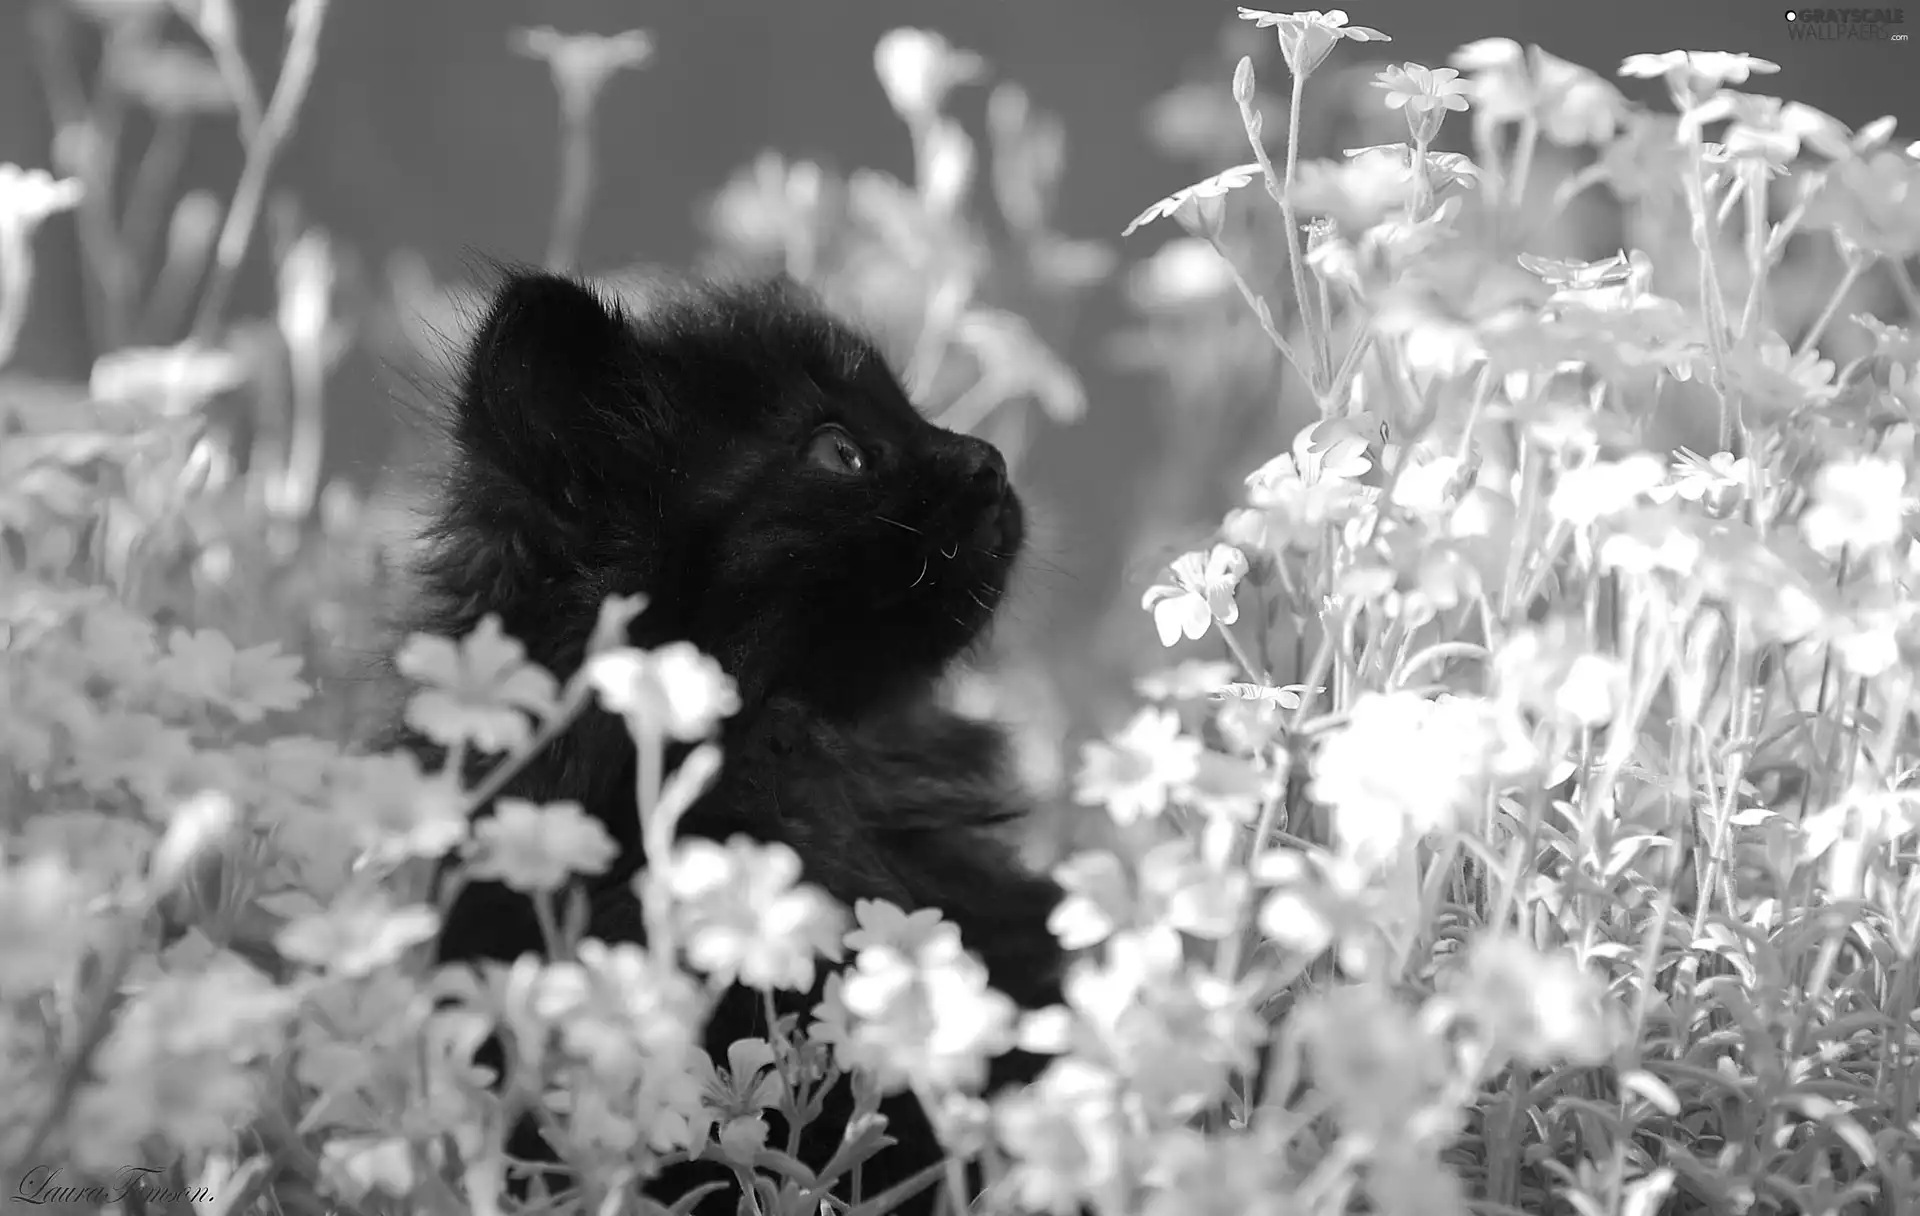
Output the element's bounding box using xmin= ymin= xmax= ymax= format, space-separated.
xmin=533 ymin=939 xmax=707 ymax=1075
xmin=1449 ymin=934 xmax=1615 ymax=1066
xmin=1312 ymin=692 xmax=1533 ymax=867
xmin=529 ymin=940 xmax=709 ymax=1152
xmin=1618 ymin=51 xmax=1780 ymax=99
xmin=277 ymin=228 xmax=336 ymax=358
xmin=150 ymin=789 xmax=236 ymax=888
xmin=915 ymin=116 xmax=976 ymax=214
xmin=66 ymin=710 xmax=197 ymax=801
xmin=1049 ymin=839 xmax=1248 ymax=954
xmin=1288 ymin=147 xmax=1418 ymax=231
xmin=1257 ymin=869 xmax=1345 ymax=958
xmin=1055 ymin=933 xmax=1264 ymax=1117
xmin=1389 ymin=450 xmax=1465 ymax=516
xmin=1597 ymin=111 xmax=1693 ymax=202
xmin=1704 ymin=93 xmax=1852 ymax=166
xmin=1213 ymin=694 xmax=1291 ymax=755
xmin=993 ymin=1059 xmax=1129 ymax=1215
xmin=1127 ymin=238 xmax=1235 ymax=311
xmin=1548 ymin=454 xmax=1668 ymax=527
xmin=1494 ymin=621 xmax=1629 ymax=729
xmin=1373 ymin=63 xmax=1470 ymax=145
xmin=1720 ymin=329 xmax=1839 ymax=422
xmin=1140 ymin=1127 xmax=1297 ymax=1216
xmin=1293 ymin=984 xmax=1448 ymax=1138
xmin=0 ymin=164 xmax=84 ymax=239
xmin=68 ymin=954 xmax=295 ymax=1172
xmin=1451 ymin=40 xmax=1626 ymax=146
xmin=469 ymin=799 xmax=618 ymax=893
xmin=328 ymin=750 xmax=469 ymax=865
xmin=874 ymin=28 xmax=985 ymax=124
xmin=662 ymin=835 xmax=845 ymax=992
xmin=1237 ymin=9 xmax=1390 ymax=78
xmin=813 ymin=930 xmax=1017 ymax=1095
xmin=588 ymin=642 xmax=741 ymax=742
xmin=0 ymin=854 xmax=99 ymax=996
xmin=844 ymin=898 xmax=957 ymax=956
xmin=1806 ymin=148 xmax=1920 ymax=260
xmin=320 ymin=1137 xmax=415 ymax=1200
xmin=276 ymin=896 xmax=439 ymax=978
xmin=1074 ymin=707 xmax=1203 ymax=824
xmin=707 ymin=151 xmax=828 ymax=263
xmin=1135 ymin=658 xmax=1239 ymax=702
xmin=153 ymin=626 xmax=311 ymax=724
xmin=1141 ymin=544 xmax=1248 ymax=647
xmin=17 ymin=810 xmax=155 ymax=892
xmin=511 ymin=26 xmax=653 ymax=115
xmin=1802 ymin=457 xmax=1910 ymax=556
xmin=397 ymin=616 xmax=559 ymax=754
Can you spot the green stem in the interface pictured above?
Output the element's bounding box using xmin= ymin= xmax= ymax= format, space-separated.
xmin=1281 ymin=69 xmax=1326 ymax=395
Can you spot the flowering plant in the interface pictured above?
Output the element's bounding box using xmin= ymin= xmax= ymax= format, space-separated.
xmin=6 ymin=5 xmax=1920 ymax=1216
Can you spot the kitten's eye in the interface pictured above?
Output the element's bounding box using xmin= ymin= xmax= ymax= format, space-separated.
xmin=805 ymin=426 xmax=868 ymax=476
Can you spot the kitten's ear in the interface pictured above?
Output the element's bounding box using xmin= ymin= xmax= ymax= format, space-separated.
xmin=454 ymin=269 xmax=653 ymax=511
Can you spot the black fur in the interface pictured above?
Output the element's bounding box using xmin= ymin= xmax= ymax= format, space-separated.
xmin=393 ymin=268 xmax=1066 ymax=1213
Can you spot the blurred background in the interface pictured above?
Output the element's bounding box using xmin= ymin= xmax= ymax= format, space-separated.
xmin=2 ymin=0 xmax=1913 ymax=857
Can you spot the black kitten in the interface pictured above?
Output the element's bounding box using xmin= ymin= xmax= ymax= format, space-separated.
xmin=397 ymin=268 xmax=1066 ymax=1214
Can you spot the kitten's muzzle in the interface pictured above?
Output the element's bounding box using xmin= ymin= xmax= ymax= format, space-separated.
xmin=958 ymin=435 xmax=1008 ymax=496
xmin=969 ymin=489 xmax=1022 ymax=558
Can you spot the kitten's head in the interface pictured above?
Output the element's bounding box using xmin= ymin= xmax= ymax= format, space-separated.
xmin=427 ymin=268 xmax=1023 ymax=716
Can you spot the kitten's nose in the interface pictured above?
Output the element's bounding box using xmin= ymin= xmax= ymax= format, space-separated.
xmin=961 ymin=437 xmax=1008 ymax=493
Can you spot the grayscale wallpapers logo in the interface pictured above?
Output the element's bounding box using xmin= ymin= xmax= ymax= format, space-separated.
xmin=1784 ymin=8 xmax=1910 ymax=39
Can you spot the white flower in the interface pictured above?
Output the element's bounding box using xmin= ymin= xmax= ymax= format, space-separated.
xmin=512 ymin=26 xmax=654 ymax=114
xmin=532 ymin=939 xmax=708 ymax=1076
xmin=1141 ymin=544 xmax=1248 ymax=647
xmin=813 ymin=931 xmax=1017 ymax=1095
xmin=1548 ymin=454 xmax=1668 ymax=526
xmin=1618 ymin=51 xmax=1779 ymax=92
xmin=1073 ymin=708 xmax=1203 ymax=825
xmin=1127 ymin=238 xmax=1234 ymax=310
xmin=1238 ymin=9 xmax=1392 ymax=78
xmin=844 ymin=898 xmax=958 ymax=956
xmin=1311 ymin=692 xmax=1533 ymax=867
xmin=275 ymin=897 xmax=440 ymax=978
xmin=0 ymin=854 xmax=100 ymax=996
xmin=469 ymin=799 xmax=618 ymax=892
xmin=0 ymin=163 xmax=84 ymax=239
xmin=276 ymin=229 xmax=336 ymax=356
xmin=1451 ymin=935 xmax=1615 ymax=1066
xmin=994 ymin=1059 xmax=1129 ymax=1215
xmin=662 ymin=835 xmax=846 ymax=991
xmin=1802 ymin=457 xmax=1910 ymax=556
xmin=588 ymin=642 xmax=741 ymax=741
xmin=873 ymin=28 xmax=984 ymax=123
